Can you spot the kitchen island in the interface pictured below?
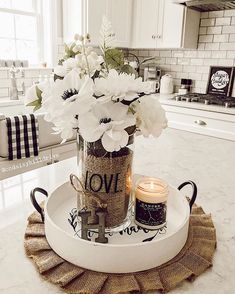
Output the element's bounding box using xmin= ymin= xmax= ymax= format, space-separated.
xmin=0 ymin=128 xmax=234 ymax=294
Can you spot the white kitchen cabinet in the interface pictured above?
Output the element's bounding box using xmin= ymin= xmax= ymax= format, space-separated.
xmin=156 ymin=0 xmax=184 ymax=48
xmin=63 ymin=0 xmax=84 ymax=43
xmin=132 ymin=0 xmax=200 ymax=49
xmin=161 ymin=103 xmax=235 ymax=141
xmin=106 ymin=0 xmax=133 ymax=47
xmin=85 ymin=0 xmax=107 ymax=46
xmin=63 ymin=0 xmax=133 ymax=47
xmin=132 ymin=0 xmax=159 ymax=48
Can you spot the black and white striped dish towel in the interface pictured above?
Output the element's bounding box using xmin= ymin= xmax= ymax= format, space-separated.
xmin=6 ymin=114 xmax=39 ymax=160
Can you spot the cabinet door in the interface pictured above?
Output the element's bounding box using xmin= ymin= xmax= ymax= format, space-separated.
xmin=106 ymin=0 xmax=132 ymax=48
xmin=86 ymin=0 xmax=108 ymax=46
xmin=132 ymin=0 xmax=158 ymax=48
xmin=156 ymin=0 xmax=184 ymax=48
xmin=63 ymin=0 xmax=84 ymax=43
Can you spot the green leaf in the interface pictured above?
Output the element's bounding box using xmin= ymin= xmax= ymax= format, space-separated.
xmin=70 ymin=42 xmax=76 ymax=50
xmin=63 ymin=42 xmax=80 ymax=59
xmin=26 ymin=99 xmax=42 ymax=112
xmin=105 ymin=48 xmax=124 ymax=70
xmin=58 ymin=59 xmax=64 ymax=65
xmin=33 ymin=104 xmax=41 ymax=112
xmin=64 ymin=43 xmax=70 ymax=54
xmin=26 ymin=99 xmax=40 ymax=107
xmin=35 ymin=86 xmax=42 ymax=101
xmin=120 ymin=64 xmax=137 ymax=75
xmin=54 ymin=74 xmax=64 ymax=81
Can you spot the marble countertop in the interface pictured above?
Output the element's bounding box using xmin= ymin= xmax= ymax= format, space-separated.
xmin=0 ymin=128 xmax=235 ymax=293
xmin=155 ymin=93 xmax=235 ymax=115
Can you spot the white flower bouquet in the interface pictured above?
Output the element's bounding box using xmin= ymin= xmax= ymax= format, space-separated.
xmin=25 ymin=17 xmax=167 ymax=153
xmin=25 ymin=17 xmax=168 ymax=230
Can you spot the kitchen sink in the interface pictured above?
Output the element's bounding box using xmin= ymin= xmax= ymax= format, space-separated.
xmin=0 ymin=96 xmax=29 ymax=116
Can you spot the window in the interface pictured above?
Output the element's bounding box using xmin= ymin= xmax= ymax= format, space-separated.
xmin=0 ymin=0 xmax=43 ymax=65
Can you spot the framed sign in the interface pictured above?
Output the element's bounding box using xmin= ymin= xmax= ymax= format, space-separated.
xmin=206 ymin=66 xmax=234 ymax=96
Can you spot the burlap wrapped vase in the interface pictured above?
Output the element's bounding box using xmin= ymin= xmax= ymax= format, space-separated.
xmin=77 ymin=135 xmax=134 ymax=228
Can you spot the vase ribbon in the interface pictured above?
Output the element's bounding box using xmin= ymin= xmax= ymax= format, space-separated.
xmin=70 ymin=174 xmax=107 ymax=209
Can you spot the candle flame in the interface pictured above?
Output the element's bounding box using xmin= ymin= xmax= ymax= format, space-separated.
xmin=150 ymin=181 xmax=155 ymax=190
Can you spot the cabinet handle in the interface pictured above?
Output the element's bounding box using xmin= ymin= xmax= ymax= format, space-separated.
xmin=157 ymin=35 xmax=161 ymax=39
xmin=152 ymin=35 xmax=156 ymax=39
xmin=54 ymin=160 xmax=59 ymax=163
xmin=194 ymin=120 xmax=207 ymax=126
xmin=46 ymin=162 xmax=52 ymax=165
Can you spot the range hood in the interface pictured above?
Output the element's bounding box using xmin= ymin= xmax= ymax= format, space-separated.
xmin=175 ymin=0 xmax=235 ymax=12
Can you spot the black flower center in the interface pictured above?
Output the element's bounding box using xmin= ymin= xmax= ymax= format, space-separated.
xmin=99 ymin=118 xmax=112 ymax=124
xmin=61 ymin=88 xmax=79 ymax=101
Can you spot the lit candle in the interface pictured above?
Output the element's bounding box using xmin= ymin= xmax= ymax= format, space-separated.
xmin=135 ymin=177 xmax=168 ymax=230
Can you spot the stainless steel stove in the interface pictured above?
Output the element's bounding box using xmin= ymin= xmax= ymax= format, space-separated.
xmin=174 ymin=93 xmax=235 ymax=108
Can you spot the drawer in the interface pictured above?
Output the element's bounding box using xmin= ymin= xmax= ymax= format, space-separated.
xmin=166 ymin=111 xmax=235 ymax=141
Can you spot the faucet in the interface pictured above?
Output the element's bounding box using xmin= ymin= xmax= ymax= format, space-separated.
xmin=9 ymin=66 xmax=25 ymax=100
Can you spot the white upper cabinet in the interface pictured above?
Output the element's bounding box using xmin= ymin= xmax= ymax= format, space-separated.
xmin=85 ymin=0 xmax=108 ymax=46
xmin=156 ymin=0 xmax=184 ymax=48
xmin=63 ymin=0 xmax=84 ymax=43
xmin=63 ymin=0 xmax=199 ymax=49
xmin=131 ymin=0 xmax=200 ymax=49
xmin=106 ymin=0 xmax=133 ymax=48
xmin=63 ymin=0 xmax=133 ymax=47
xmin=132 ymin=0 xmax=159 ymax=48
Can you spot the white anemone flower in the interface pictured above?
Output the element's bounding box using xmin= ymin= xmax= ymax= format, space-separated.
xmin=79 ymin=101 xmax=136 ymax=152
xmin=42 ymin=69 xmax=96 ymax=141
xmin=54 ymin=65 xmax=67 ymax=78
xmin=63 ymin=58 xmax=78 ymax=71
xmin=54 ymin=47 xmax=102 ymax=79
xmin=51 ymin=115 xmax=78 ymax=142
xmin=25 ymin=80 xmax=53 ymax=107
xmin=76 ymin=50 xmax=102 ymax=77
xmin=132 ymin=95 xmax=168 ymax=138
xmin=54 ymin=58 xmax=78 ymax=77
xmin=94 ymin=69 xmax=151 ymax=103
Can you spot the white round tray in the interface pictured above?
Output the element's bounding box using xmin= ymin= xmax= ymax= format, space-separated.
xmin=30 ymin=180 xmax=197 ymax=273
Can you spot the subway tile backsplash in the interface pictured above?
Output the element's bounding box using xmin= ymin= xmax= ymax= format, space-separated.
xmin=129 ymin=9 xmax=235 ymax=95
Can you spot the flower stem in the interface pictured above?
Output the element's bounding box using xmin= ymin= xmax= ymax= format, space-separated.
xmin=100 ymin=41 xmax=109 ymax=74
xmin=81 ymin=40 xmax=91 ymax=77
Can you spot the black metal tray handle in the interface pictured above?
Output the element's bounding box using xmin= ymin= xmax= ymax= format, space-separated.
xmin=30 ymin=187 xmax=48 ymax=222
xmin=178 ymin=181 xmax=197 ymax=213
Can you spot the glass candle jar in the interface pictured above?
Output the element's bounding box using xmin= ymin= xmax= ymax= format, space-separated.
xmin=135 ymin=177 xmax=168 ymax=230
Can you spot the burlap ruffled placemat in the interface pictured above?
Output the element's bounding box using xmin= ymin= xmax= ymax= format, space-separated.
xmin=24 ymin=203 xmax=216 ymax=293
